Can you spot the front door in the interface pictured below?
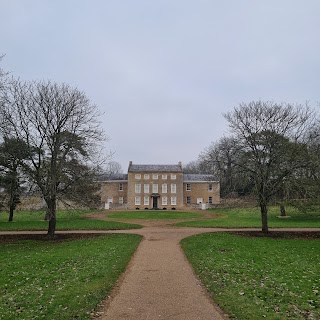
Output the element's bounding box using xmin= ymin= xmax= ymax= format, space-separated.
xmin=152 ymin=197 xmax=158 ymax=209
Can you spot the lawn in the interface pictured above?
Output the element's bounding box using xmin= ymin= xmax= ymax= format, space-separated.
xmin=176 ymin=206 xmax=320 ymax=228
xmin=0 ymin=210 xmax=142 ymax=231
xmin=181 ymin=232 xmax=320 ymax=320
xmin=107 ymin=210 xmax=201 ymax=220
xmin=0 ymin=234 xmax=142 ymax=319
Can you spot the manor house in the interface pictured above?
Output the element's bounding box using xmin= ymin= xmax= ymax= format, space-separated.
xmin=100 ymin=161 xmax=220 ymax=210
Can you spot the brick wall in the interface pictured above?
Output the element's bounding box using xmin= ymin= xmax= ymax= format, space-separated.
xmin=100 ymin=181 xmax=128 ymax=206
xmin=183 ymin=181 xmax=220 ymax=206
xmin=127 ymin=171 xmax=184 ymax=209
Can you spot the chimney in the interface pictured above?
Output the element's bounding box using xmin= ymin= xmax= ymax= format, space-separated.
xmin=178 ymin=161 xmax=182 ymax=167
xmin=128 ymin=161 xmax=132 ymax=171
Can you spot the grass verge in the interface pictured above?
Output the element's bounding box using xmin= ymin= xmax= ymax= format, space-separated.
xmin=107 ymin=210 xmax=201 ymax=219
xmin=0 ymin=234 xmax=142 ymax=319
xmin=176 ymin=206 xmax=320 ymax=228
xmin=181 ymin=232 xmax=320 ymax=319
xmin=0 ymin=210 xmax=142 ymax=230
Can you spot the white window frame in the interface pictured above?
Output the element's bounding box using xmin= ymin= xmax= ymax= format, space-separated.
xmin=197 ymin=198 xmax=203 ymax=204
xmin=144 ymin=196 xmax=149 ymax=206
xmin=171 ymin=183 xmax=176 ymax=194
xmin=162 ymin=183 xmax=167 ymax=193
xmin=152 ymin=184 xmax=158 ymax=193
xmin=162 ymin=174 xmax=167 ymax=180
xmin=171 ymin=174 xmax=176 ymax=180
xmin=144 ymin=184 xmax=149 ymax=193
xmin=135 ymin=174 xmax=141 ymax=180
xmin=135 ymin=196 xmax=141 ymax=205
xmin=186 ymin=196 xmax=191 ymax=204
xmin=171 ymin=196 xmax=177 ymax=205
xmin=135 ymin=183 xmax=141 ymax=193
xmin=119 ymin=196 xmax=124 ymax=204
xmin=186 ymin=183 xmax=191 ymax=191
xmin=152 ymin=174 xmax=158 ymax=180
xmin=144 ymin=174 xmax=150 ymax=180
xmin=208 ymin=183 xmax=213 ymax=191
xmin=119 ymin=183 xmax=123 ymax=191
xmin=162 ymin=196 xmax=167 ymax=205
xmin=208 ymin=196 xmax=213 ymax=204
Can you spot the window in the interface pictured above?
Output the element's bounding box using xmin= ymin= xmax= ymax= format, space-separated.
xmin=144 ymin=174 xmax=149 ymax=180
xmin=152 ymin=184 xmax=158 ymax=193
xmin=162 ymin=183 xmax=167 ymax=193
xmin=135 ymin=184 xmax=141 ymax=193
xmin=144 ymin=184 xmax=149 ymax=193
xmin=208 ymin=183 xmax=213 ymax=191
xmin=171 ymin=174 xmax=176 ymax=180
xmin=208 ymin=197 xmax=213 ymax=204
xmin=171 ymin=196 xmax=176 ymax=205
xmin=186 ymin=196 xmax=191 ymax=204
xmin=186 ymin=183 xmax=191 ymax=191
xmin=171 ymin=184 xmax=176 ymax=193
xmin=119 ymin=183 xmax=123 ymax=191
xmin=162 ymin=174 xmax=167 ymax=180
xmin=152 ymin=174 xmax=158 ymax=180
xmin=162 ymin=196 xmax=167 ymax=205
xmin=107 ymin=197 xmax=113 ymax=204
xmin=135 ymin=196 xmax=141 ymax=205
xmin=119 ymin=197 xmax=123 ymax=204
xmin=197 ymin=198 xmax=203 ymax=204
xmin=144 ymin=196 xmax=149 ymax=205
xmin=135 ymin=174 xmax=141 ymax=180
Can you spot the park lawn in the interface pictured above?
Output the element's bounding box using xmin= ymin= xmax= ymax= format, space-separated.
xmin=107 ymin=210 xmax=201 ymax=220
xmin=0 ymin=210 xmax=142 ymax=230
xmin=176 ymin=206 xmax=320 ymax=228
xmin=0 ymin=234 xmax=142 ymax=320
xmin=181 ymin=232 xmax=320 ymax=320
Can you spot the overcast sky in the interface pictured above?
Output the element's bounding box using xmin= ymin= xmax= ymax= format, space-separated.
xmin=1 ymin=0 xmax=319 ymax=171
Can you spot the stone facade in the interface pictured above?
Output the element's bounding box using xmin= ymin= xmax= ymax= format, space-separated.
xmin=100 ymin=162 xmax=220 ymax=210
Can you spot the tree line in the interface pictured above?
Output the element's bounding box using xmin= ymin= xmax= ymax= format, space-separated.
xmin=185 ymin=101 xmax=320 ymax=233
xmin=0 ymin=57 xmax=107 ymax=237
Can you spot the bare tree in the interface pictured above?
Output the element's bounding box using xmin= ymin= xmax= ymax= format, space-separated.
xmin=104 ymin=161 xmax=123 ymax=178
xmin=224 ymin=101 xmax=314 ymax=233
xmin=198 ymin=137 xmax=253 ymax=196
xmin=183 ymin=160 xmax=203 ymax=174
xmin=0 ymin=79 xmax=106 ymax=237
xmin=0 ymin=54 xmax=8 ymax=89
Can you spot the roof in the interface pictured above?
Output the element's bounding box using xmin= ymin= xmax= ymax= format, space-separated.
xmin=128 ymin=164 xmax=183 ymax=173
xmin=183 ymin=174 xmax=217 ymax=182
xmin=98 ymin=173 xmax=128 ymax=181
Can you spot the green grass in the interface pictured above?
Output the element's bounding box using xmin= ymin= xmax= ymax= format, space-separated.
xmin=0 ymin=234 xmax=142 ymax=319
xmin=0 ymin=210 xmax=142 ymax=231
xmin=176 ymin=206 xmax=320 ymax=228
xmin=107 ymin=210 xmax=201 ymax=220
xmin=181 ymin=232 xmax=320 ymax=319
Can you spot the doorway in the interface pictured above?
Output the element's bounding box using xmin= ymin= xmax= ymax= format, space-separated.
xmin=152 ymin=196 xmax=158 ymax=209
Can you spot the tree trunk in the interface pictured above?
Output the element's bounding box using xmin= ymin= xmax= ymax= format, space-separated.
xmin=280 ymin=204 xmax=286 ymax=217
xmin=46 ymin=198 xmax=57 ymax=238
xmin=8 ymin=206 xmax=14 ymax=222
xmin=44 ymin=209 xmax=50 ymax=221
xmin=260 ymin=202 xmax=269 ymax=234
xmin=47 ymin=215 xmax=56 ymax=238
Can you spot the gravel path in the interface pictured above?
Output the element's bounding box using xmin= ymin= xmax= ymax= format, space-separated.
xmin=96 ymin=225 xmax=229 ymax=320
